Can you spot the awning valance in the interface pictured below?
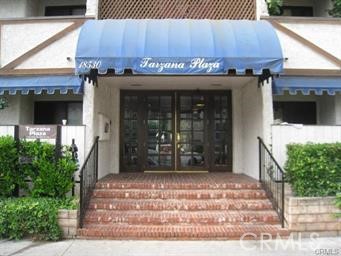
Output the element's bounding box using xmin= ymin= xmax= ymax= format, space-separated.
xmin=75 ymin=19 xmax=284 ymax=75
xmin=273 ymin=76 xmax=341 ymax=95
xmin=0 ymin=75 xmax=83 ymax=95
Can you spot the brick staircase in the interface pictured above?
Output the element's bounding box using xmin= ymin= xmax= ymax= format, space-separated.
xmin=78 ymin=173 xmax=289 ymax=239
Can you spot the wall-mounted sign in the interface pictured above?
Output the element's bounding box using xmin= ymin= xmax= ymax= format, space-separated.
xmin=77 ymin=57 xmax=224 ymax=74
xmin=138 ymin=58 xmax=222 ymax=73
xmin=19 ymin=125 xmax=57 ymax=140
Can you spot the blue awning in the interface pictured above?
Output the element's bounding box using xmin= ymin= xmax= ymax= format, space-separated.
xmin=0 ymin=75 xmax=83 ymax=95
xmin=75 ymin=19 xmax=284 ymax=75
xmin=273 ymin=76 xmax=341 ymax=95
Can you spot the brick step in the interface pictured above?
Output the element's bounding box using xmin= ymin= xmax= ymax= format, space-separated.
xmin=92 ymin=189 xmax=267 ymax=200
xmin=83 ymin=210 xmax=280 ymax=225
xmin=96 ymin=182 xmax=261 ymax=190
xmin=88 ymin=198 xmax=274 ymax=211
xmin=78 ymin=224 xmax=289 ymax=240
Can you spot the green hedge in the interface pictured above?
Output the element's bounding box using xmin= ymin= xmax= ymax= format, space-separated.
xmin=0 ymin=136 xmax=77 ymax=198
xmin=0 ymin=197 xmax=77 ymax=240
xmin=0 ymin=136 xmax=20 ymax=197
xmin=329 ymin=0 xmax=341 ymax=17
xmin=285 ymin=143 xmax=341 ymax=197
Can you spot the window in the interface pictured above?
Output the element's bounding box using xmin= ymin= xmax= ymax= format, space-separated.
xmin=281 ymin=6 xmax=314 ymax=17
xmin=34 ymin=101 xmax=83 ymax=125
xmin=45 ymin=5 xmax=86 ymax=16
xmin=274 ymin=101 xmax=317 ymax=125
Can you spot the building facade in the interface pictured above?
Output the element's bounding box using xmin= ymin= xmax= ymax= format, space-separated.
xmin=0 ymin=0 xmax=340 ymax=179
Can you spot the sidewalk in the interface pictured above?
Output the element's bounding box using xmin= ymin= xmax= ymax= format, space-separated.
xmin=1 ymin=237 xmax=340 ymax=256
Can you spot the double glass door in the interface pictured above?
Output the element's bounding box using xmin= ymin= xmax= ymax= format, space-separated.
xmin=121 ymin=91 xmax=232 ymax=172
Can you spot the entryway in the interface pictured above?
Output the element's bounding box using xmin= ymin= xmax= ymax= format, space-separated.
xmin=121 ymin=91 xmax=233 ymax=172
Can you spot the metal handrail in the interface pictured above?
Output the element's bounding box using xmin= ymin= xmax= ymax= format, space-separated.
xmin=79 ymin=136 xmax=99 ymax=228
xmin=257 ymin=136 xmax=286 ymax=228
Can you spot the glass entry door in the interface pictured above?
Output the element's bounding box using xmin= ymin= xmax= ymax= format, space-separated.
xmin=177 ymin=94 xmax=207 ymax=170
xmin=145 ymin=94 xmax=174 ymax=170
xmin=121 ymin=91 xmax=232 ymax=172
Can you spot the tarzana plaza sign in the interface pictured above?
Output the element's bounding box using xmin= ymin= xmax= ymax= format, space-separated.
xmin=19 ymin=125 xmax=57 ymax=140
xmin=78 ymin=58 xmax=224 ymax=74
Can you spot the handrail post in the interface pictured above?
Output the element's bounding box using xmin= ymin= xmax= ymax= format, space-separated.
xmin=95 ymin=137 xmax=99 ymax=181
xmin=281 ymin=179 xmax=285 ymax=228
xmin=258 ymin=137 xmax=262 ymax=182
xmin=79 ymin=171 xmax=84 ymax=228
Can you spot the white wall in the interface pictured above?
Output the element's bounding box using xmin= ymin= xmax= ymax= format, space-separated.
xmin=336 ymin=94 xmax=341 ymax=125
xmin=85 ymin=0 xmax=98 ymax=17
xmin=319 ymin=95 xmax=335 ymax=125
xmin=272 ymin=20 xmax=341 ymax=71
xmin=314 ymin=0 xmax=332 ymax=17
xmin=241 ymin=80 xmax=264 ymax=179
xmin=0 ymin=21 xmax=80 ymax=69
xmin=0 ymin=0 xmax=27 ymax=18
xmin=82 ymin=79 xmax=117 ymax=178
xmin=0 ymin=94 xmax=21 ymax=124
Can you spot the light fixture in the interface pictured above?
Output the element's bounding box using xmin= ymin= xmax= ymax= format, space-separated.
xmin=210 ymin=83 xmax=222 ymax=87
xmin=130 ymin=84 xmax=142 ymax=87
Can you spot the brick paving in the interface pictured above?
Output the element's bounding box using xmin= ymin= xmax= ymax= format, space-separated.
xmin=78 ymin=173 xmax=289 ymax=240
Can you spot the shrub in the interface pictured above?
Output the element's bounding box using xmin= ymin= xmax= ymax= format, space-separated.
xmin=0 ymin=197 xmax=76 ymax=240
xmin=29 ymin=147 xmax=77 ymax=198
xmin=266 ymin=0 xmax=283 ymax=15
xmin=0 ymin=137 xmax=77 ymax=198
xmin=285 ymin=143 xmax=341 ymax=197
xmin=329 ymin=0 xmax=341 ymax=17
xmin=0 ymin=136 xmax=19 ymax=197
xmin=18 ymin=141 xmax=77 ymax=197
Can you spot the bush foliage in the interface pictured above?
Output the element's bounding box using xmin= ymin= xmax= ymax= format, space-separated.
xmin=285 ymin=143 xmax=341 ymax=197
xmin=329 ymin=0 xmax=341 ymax=17
xmin=266 ymin=0 xmax=283 ymax=15
xmin=0 ymin=137 xmax=77 ymax=198
xmin=0 ymin=136 xmax=19 ymax=197
xmin=0 ymin=197 xmax=76 ymax=240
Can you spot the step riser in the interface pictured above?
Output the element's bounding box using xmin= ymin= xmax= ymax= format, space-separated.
xmin=92 ymin=191 xmax=267 ymax=200
xmin=83 ymin=216 xmax=279 ymax=225
xmin=88 ymin=202 xmax=274 ymax=211
xmin=96 ymin=183 xmax=262 ymax=190
xmin=78 ymin=228 xmax=289 ymax=240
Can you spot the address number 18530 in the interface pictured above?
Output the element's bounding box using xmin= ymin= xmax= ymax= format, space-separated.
xmin=78 ymin=60 xmax=102 ymax=69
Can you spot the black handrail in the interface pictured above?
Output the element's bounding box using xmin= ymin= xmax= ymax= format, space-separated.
xmin=258 ymin=136 xmax=285 ymax=228
xmin=79 ymin=136 xmax=99 ymax=228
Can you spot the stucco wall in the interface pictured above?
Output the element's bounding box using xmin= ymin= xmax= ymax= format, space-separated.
xmin=336 ymin=94 xmax=341 ymax=125
xmin=0 ymin=94 xmax=21 ymax=124
xmin=85 ymin=0 xmax=98 ymax=17
xmin=318 ymin=95 xmax=336 ymax=125
xmin=241 ymin=80 xmax=264 ymax=179
xmin=0 ymin=0 xmax=27 ymax=18
xmin=0 ymin=21 xmax=79 ymax=68
xmin=272 ymin=20 xmax=341 ymax=71
xmin=83 ymin=79 xmax=117 ymax=178
xmin=314 ymin=0 xmax=332 ymax=17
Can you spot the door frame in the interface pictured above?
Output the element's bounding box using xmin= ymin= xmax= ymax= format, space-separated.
xmin=120 ymin=90 xmax=233 ymax=172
